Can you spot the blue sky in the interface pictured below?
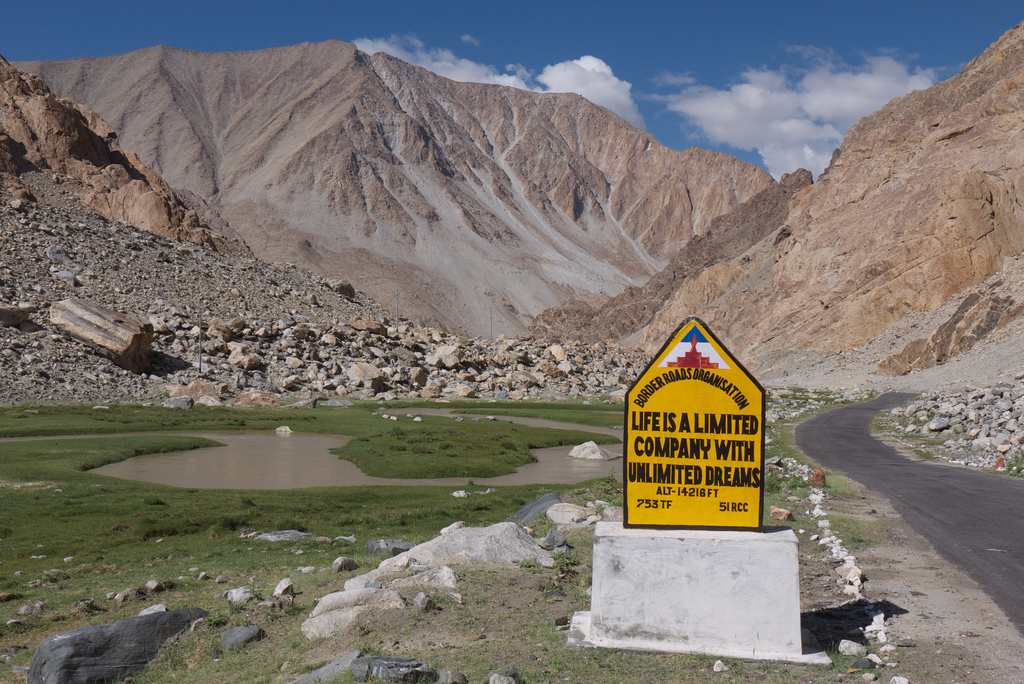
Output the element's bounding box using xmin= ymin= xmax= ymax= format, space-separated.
xmin=3 ymin=1 xmax=1021 ymax=177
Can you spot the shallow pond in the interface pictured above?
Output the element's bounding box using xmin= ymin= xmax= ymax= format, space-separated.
xmin=91 ymin=432 xmax=621 ymax=488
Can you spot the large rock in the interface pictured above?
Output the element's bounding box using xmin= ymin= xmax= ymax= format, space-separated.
xmin=293 ymin=650 xmax=362 ymax=683
xmin=166 ymin=379 xmax=227 ymax=402
xmin=49 ymin=298 xmax=154 ymax=373
xmin=27 ymin=606 xmax=206 ymax=684
xmin=568 ymin=441 xmax=618 ymax=460
xmin=227 ymin=342 xmax=263 ymax=370
xmin=378 ymin=522 xmax=552 ymax=569
xmin=300 ymin=588 xmax=405 ymax=640
xmin=234 ymin=389 xmax=278 ymax=406
xmin=513 ymin=492 xmax=561 ymax=523
xmin=0 ymin=303 xmax=31 ymax=328
xmin=349 ymin=656 xmax=437 ymax=683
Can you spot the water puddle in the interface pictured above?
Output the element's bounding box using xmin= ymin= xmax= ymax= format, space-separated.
xmin=88 ymin=428 xmax=622 ymax=489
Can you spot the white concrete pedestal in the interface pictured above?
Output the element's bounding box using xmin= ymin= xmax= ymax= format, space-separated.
xmin=567 ymin=522 xmax=830 ymax=664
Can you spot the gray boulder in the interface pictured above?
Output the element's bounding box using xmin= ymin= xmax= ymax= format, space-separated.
xmin=27 ymin=606 xmax=206 ymax=684
xmin=366 ymin=539 xmax=415 ymax=556
xmin=513 ymin=492 xmax=561 ymax=523
xmin=537 ymin=529 xmax=567 ymax=551
xmin=163 ymin=396 xmax=194 ymax=409
xmin=221 ymin=624 xmax=264 ymax=651
xmin=293 ymin=650 xmax=361 ymax=683
xmin=256 ymin=530 xmax=314 ymax=542
xmin=350 ymin=656 xmax=438 ymax=682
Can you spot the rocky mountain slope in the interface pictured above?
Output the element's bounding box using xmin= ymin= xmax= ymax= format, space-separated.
xmin=530 ymin=169 xmax=813 ymax=344
xmin=0 ymin=55 xmax=238 ymax=254
xmin=17 ymin=42 xmax=772 ymax=337
xmin=618 ymin=21 xmax=1024 ymax=379
xmin=0 ymin=176 xmax=648 ymax=406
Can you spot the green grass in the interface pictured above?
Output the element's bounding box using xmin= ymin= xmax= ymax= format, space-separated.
xmin=454 ymin=403 xmax=624 ymax=428
xmin=334 ymin=418 xmax=617 ymax=478
xmin=0 ymin=393 xmax=908 ymax=683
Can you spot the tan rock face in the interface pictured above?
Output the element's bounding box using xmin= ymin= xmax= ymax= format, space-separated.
xmin=49 ymin=298 xmax=154 ymax=373
xmin=641 ymin=21 xmax=1024 ymax=368
xmin=0 ymin=56 xmax=238 ymax=253
xmin=18 ymin=42 xmax=771 ymax=336
xmin=878 ymin=292 xmax=1022 ymax=375
xmin=532 ymin=169 xmax=812 ymax=344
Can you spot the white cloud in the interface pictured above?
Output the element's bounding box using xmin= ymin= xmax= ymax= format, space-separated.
xmin=460 ymin=34 xmax=480 ymax=47
xmin=353 ymin=35 xmax=644 ymax=128
xmin=664 ymin=52 xmax=937 ymax=178
xmin=537 ymin=56 xmax=644 ymax=127
xmin=652 ymin=70 xmax=696 ymax=87
xmin=353 ymin=34 xmax=529 ymax=88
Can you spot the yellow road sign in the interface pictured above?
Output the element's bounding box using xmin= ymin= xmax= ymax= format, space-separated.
xmin=623 ymin=317 xmax=765 ymax=530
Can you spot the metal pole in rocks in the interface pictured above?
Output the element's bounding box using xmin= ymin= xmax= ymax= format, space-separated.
xmin=197 ymin=310 xmax=203 ymax=373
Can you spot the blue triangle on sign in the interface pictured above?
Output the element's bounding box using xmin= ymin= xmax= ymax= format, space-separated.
xmin=681 ymin=328 xmax=709 ymax=345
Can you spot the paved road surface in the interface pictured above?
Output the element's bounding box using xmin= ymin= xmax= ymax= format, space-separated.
xmin=796 ymin=393 xmax=1024 ymax=633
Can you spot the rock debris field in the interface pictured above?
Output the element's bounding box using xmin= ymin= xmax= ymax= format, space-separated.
xmin=884 ymin=381 xmax=1024 ymax=473
xmin=1 ymin=178 xmax=647 ymax=407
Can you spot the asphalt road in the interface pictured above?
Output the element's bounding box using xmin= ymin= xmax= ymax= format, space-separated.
xmin=795 ymin=392 xmax=1024 ymax=633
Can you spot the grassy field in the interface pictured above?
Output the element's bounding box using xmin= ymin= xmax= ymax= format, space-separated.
xmin=0 ymin=394 xmax=898 ymax=683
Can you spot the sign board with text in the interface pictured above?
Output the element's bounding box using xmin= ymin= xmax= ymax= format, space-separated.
xmin=623 ymin=317 xmax=765 ymax=530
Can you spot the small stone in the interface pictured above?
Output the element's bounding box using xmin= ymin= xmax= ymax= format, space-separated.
xmin=839 ymin=639 xmax=867 ymax=656
xmin=222 ymin=624 xmax=264 ymax=651
xmin=537 ymin=529 xmax=567 ymax=551
xmin=769 ymin=506 xmax=794 ymax=521
xmin=811 ymin=469 xmax=827 ymax=487
xmin=852 ymin=657 xmax=875 ymax=669
xmin=413 ymin=592 xmax=434 ymax=612
xmin=138 ymin=604 xmax=167 ymax=616
xmin=273 ymin=578 xmax=294 ymax=597
xmin=333 ymin=556 xmax=357 ymax=573
xmin=712 ymin=659 xmax=728 ymax=672
xmin=438 ymin=670 xmax=469 ymax=684
xmin=889 ymin=677 xmax=909 ymax=684
xmin=223 ymin=586 xmax=252 ymax=604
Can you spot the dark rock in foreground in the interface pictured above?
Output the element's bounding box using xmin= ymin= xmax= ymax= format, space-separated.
xmin=28 ymin=606 xmax=206 ymax=684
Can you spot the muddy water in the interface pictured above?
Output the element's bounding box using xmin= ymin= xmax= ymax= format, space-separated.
xmin=84 ymin=413 xmax=623 ymax=489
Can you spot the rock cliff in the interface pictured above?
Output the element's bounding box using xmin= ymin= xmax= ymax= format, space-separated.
xmin=639 ymin=21 xmax=1024 ymax=373
xmin=0 ymin=55 xmax=238 ymax=253
xmin=18 ymin=42 xmax=772 ymax=335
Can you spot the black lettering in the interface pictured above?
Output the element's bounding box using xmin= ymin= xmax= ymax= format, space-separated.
xmin=715 ymin=439 xmax=731 ymax=461
xmin=742 ymin=440 xmax=754 ymax=462
xmin=677 ymin=411 xmax=690 ymax=433
xmin=665 ymin=411 xmax=676 ymax=433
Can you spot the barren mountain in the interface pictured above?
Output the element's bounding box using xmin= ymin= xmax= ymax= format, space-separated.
xmin=17 ymin=42 xmax=772 ymax=336
xmin=631 ymin=21 xmax=1024 ymax=375
xmin=530 ymin=168 xmax=813 ymax=343
xmin=0 ymin=55 xmax=238 ymax=254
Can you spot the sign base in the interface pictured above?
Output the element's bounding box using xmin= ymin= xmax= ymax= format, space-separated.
xmin=566 ymin=522 xmax=831 ymax=664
